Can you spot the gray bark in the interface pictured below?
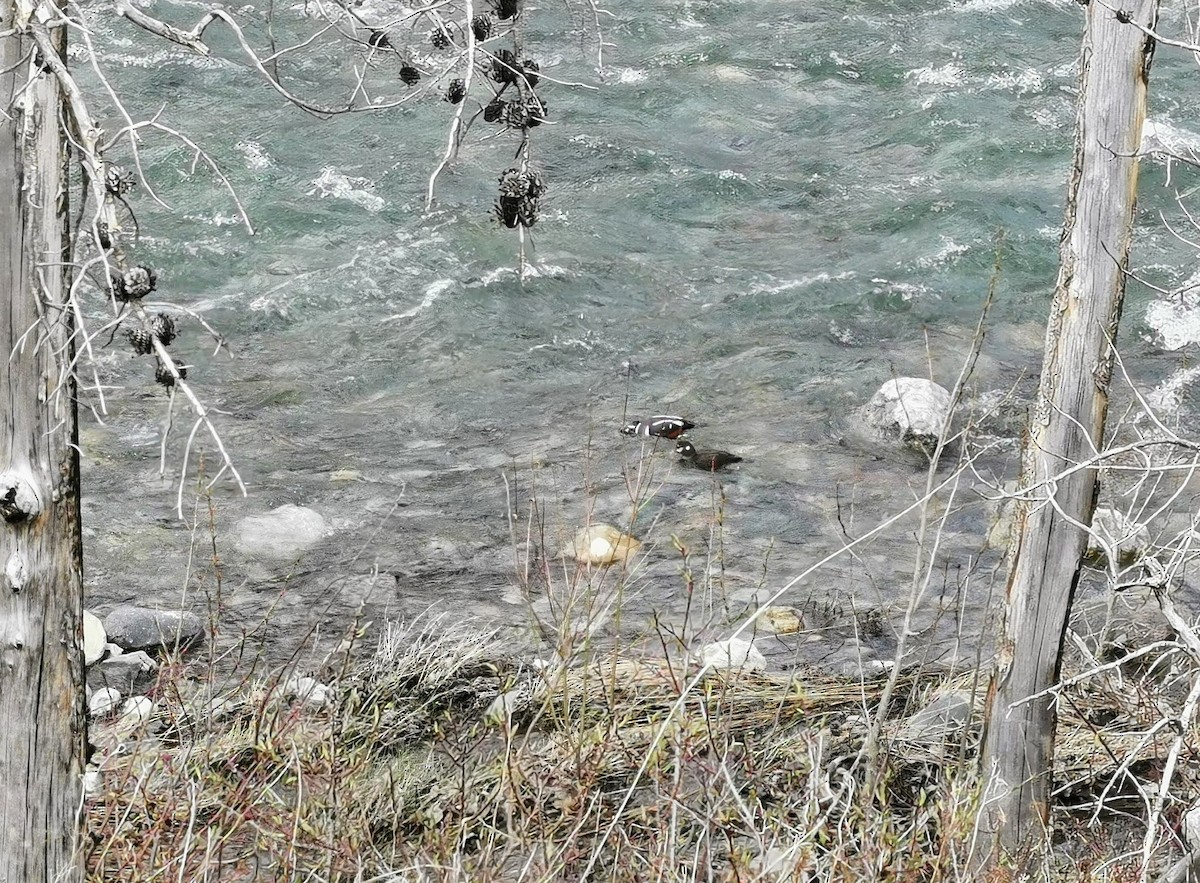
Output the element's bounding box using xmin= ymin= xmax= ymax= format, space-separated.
xmin=0 ymin=3 xmax=87 ymax=881
xmin=977 ymin=0 xmax=1159 ymax=866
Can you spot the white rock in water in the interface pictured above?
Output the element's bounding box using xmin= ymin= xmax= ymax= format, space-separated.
xmin=1087 ymin=508 xmax=1150 ymax=565
xmin=700 ymin=638 xmax=766 ymax=672
xmin=120 ymin=696 xmax=154 ymax=726
xmin=88 ymin=687 xmax=122 ymax=718
xmin=235 ymin=504 xmax=328 ymax=560
xmin=862 ymin=378 xmax=953 ymax=452
xmin=83 ymin=611 xmax=106 ymax=666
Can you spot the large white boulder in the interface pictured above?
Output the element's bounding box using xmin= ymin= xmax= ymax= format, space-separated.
xmin=862 ymin=377 xmax=953 ymax=454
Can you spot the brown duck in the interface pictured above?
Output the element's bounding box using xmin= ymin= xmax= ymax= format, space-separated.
xmin=675 ymin=440 xmax=743 ymax=471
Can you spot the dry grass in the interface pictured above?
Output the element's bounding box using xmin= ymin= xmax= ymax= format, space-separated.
xmin=82 ymin=613 xmax=1193 ymax=883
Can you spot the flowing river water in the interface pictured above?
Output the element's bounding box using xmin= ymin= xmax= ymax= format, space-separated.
xmin=75 ymin=0 xmax=1200 ymax=672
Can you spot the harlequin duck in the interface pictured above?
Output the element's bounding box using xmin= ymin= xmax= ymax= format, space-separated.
xmin=675 ymin=440 xmax=743 ymax=471
xmin=620 ymin=415 xmax=696 ymax=439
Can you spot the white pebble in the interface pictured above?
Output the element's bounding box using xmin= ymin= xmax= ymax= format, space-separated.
xmin=119 ymin=696 xmax=154 ymax=725
xmin=88 ymin=687 xmax=122 ymax=718
xmin=700 ymin=638 xmax=767 ymax=672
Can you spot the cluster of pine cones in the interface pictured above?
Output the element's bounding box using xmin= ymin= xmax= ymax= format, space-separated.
xmin=97 ymin=164 xmax=189 ymax=390
xmin=123 ymin=304 xmax=187 ymax=389
xmin=378 ymin=0 xmax=548 ymax=231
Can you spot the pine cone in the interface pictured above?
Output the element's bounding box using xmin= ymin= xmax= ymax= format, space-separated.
xmin=483 ymin=98 xmax=505 ymax=123
xmin=521 ymin=59 xmax=540 ymax=88
xmin=155 ymin=358 xmax=187 ymax=388
xmin=399 ymin=66 xmax=421 ymax=86
xmin=503 ymin=100 xmax=529 ymax=129
xmin=471 ymin=13 xmax=494 ymax=41
xmin=104 ymin=164 xmax=135 ymax=197
xmin=494 ymin=199 xmax=521 ymax=228
xmin=113 ymin=266 xmax=156 ymax=301
xmin=528 ymin=98 xmax=548 ymax=127
xmin=445 ymin=79 xmax=466 ymax=104
xmin=93 ymin=223 xmax=112 ymax=251
xmin=150 ymin=312 xmax=177 ymax=346
xmin=429 ymin=28 xmax=452 ymax=49
xmin=491 ymin=49 xmax=518 ymax=84
xmin=126 ymin=328 xmax=154 ymax=356
xmin=495 ymin=167 xmax=545 ymax=229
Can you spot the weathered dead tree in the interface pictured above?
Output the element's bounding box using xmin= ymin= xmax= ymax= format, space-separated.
xmin=977 ymin=0 xmax=1160 ymax=865
xmin=0 ymin=2 xmax=87 ymax=881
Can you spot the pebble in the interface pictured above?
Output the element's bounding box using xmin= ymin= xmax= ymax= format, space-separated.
xmin=83 ymin=611 xmax=106 ymax=666
xmin=119 ymin=696 xmax=154 ymax=726
xmin=700 ymin=638 xmax=767 ymax=672
xmin=89 ymin=687 xmax=122 ymax=718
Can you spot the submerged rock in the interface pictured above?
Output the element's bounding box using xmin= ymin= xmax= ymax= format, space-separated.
xmin=235 ymin=504 xmax=328 ymax=560
xmin=861 ymin=377 xmax=952 ymax=454
xmin=103 ymin=606 xmax=204 ymax=652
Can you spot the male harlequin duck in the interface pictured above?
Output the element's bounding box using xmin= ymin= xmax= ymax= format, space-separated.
xmin=620 ymin=415 xmax=696 ymax=439
xmin=675 ymin=440 xmax=743 ymax=471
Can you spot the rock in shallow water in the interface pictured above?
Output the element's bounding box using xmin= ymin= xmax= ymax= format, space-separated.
xmin=235 ymin=504 xmax=328 ymax=560
xmin=103 ymin=606 xmax=204 ymax=652
xmin=862 ymin=377 xmax=952 ymax=454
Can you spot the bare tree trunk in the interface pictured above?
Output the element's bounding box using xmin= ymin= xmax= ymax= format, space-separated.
xmin=976 ymin=0 xmax=1159 ymax=867
xmin=0 ymin=3 xmax=86 ymax=881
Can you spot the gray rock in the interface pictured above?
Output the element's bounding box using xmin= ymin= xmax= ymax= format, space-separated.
xmin=862 ymin=377 xmax=953 ymax=454
xmin=82 ymin=767 xmax=104 ymax=800
xmin=895 ymin=690 xmax=973 ymax=741
xmin=103 ymin=606 xmax=204 ymax=652
xmin=235 ymin=504 xmax=327 ymax=560
xmin=273 ymin=675 xmax=333 ymax=709
xmin=94 ymin=650 xmax=159 ymax=694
